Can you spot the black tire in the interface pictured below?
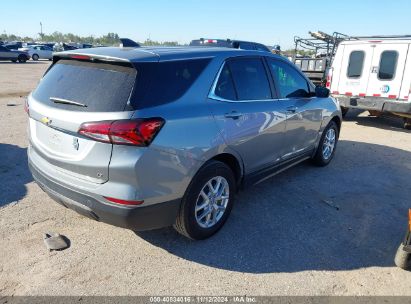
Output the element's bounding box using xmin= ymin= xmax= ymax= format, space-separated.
xmin=394 ymin=243 xmax=411 ymax=270
xmin=341 ymin=106 xmax=349 ymax=118
xmin=32 ymin=54 xmax=39 ymax=61
xmin=312 ymin=120 xmax=339 ymax=167
xmin=11 ymin=59 xmax=17 ymax=63
xmin=174 ymin=160 xmax=236 ymax=240
xmin=17 ymin=55 xmax=27 ymax=63
xmin=403 ymin=118 xmax=411 ymax=130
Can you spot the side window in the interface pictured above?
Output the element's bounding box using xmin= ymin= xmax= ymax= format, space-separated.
xmin=378 ymin=51 xmax=398 ymax=80
xmin=228 ymin=58 xmax=272 ymax=100
xmin=214 ymin=64 xmax=237 ymax=100
xmin=347 ymin=51 xmax=365 ymax=78
xmin=255 ymin=44 xmax=269 ymax=52
xmin=268 ymin=59 xmax=310 ymax=98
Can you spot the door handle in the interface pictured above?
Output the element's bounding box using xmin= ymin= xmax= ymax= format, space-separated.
xmin=286 ymin=106 xmax=298 ymax=113
xmin=224 ymin=111 xmax=243 ymax=120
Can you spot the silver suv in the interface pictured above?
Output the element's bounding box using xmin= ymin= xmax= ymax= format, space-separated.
xmin=27 ymin=46 xmax=342 ymax=240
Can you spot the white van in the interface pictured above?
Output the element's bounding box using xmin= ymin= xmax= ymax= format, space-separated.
xmin=328 ymin=38 xmax=411 ymax=128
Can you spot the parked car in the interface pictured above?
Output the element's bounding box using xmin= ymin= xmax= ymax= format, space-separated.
xmin=53 ymin=43 xmax=78 ymax=52
xmin=0 ymin=45 xmax=30 ymax=62
xmin=27 ymin=46 xmax=341 ymax=240
xmin=4 ymin=44 xmax=20 ymax=50
xmin=19 ymin=45 xmax=53 ymax=60
xmin=190 ymin=38 xmax=271 ymax=52
xmin=328 ymin=36 xmax=411 ymax=128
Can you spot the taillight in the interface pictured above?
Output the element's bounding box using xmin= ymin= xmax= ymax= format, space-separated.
xmin=326 ymin=68 xmax=333 ymax=89
xmin=78 ymin=118 xmax=165 ymax=146
xmin=70 ymin=55 xmax=91 ymax=60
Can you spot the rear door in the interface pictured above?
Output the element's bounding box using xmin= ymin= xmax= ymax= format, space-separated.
xmin=28 ymin=58 xmax=137 ymax=183
xmin=334 ymin=43 xmax=373 ymax=96
xmin=208 ymin=56 xmax=288 ymax=173
xmin=366 ymin=43 xmax=409 ymax=99
xmin=0 ymin=46 xmax=16 ymax=60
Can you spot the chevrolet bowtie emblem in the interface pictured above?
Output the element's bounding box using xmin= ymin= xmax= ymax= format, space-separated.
xmin=40 ymin=117 xmax=51 ymax=125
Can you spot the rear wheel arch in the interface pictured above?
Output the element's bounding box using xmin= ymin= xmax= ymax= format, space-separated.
xmin=209 ymin=153 xmax=243 ymax=188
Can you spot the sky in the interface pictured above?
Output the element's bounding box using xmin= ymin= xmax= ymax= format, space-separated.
xmin=2 ymin=0 xmax=411 ymax=49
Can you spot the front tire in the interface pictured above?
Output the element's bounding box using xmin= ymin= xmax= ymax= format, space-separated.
xmin=32 ymin=54 xmax=39 ymax=61
xmin=174 ymin=161 xmax=236 ymax=240
xmin=395 ymin=243 xmax=411 ymax=270
xmin=17 ymin=55 xmax=27 ymax=63
xmin=312 ymin=121 xmax=339 ymax=167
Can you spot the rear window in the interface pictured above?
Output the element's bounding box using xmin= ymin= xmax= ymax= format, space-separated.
xmin=131 ymin=58 xmax=211 ymax=109
xmin=378 ymin=51 xmax=398 ymax=80
xmin=33 ymin=59 xmax=136 ymax=112
xmin=347 ymin=51 xmax=365 ymax=78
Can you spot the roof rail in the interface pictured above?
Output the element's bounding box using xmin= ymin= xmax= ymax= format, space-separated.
xmin=346 ymin=34 xmax=411 ymax=39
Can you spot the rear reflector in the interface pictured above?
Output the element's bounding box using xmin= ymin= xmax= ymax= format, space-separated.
xmin=345 ymin=92 xmax=352 ymax=96
xmin=373 ymin=94 xmax=381 ymax=97
xmin=332 ymin=91 xmax=339 ymax=95
xmin=359 ymin=93 xmax=366 ymax=97
xmin=104 ymin=196 xmax=144 ymax=206
xmin=388 ymin=95 xmax=397 ymax=99
xmin=70 ymin=55 xmax=91 ymax=60
xmin=78 ymin=118 xmax=165 ymax=146
xmin=404 ymin=96 xmax=409 ymax=100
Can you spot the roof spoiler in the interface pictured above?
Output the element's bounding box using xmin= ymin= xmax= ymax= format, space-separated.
xmin=119 ymin=38 xmax=141 ymax=48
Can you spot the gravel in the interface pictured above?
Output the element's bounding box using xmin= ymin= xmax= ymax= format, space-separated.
xmin=1 ymin=60 xmax=411 ymax=296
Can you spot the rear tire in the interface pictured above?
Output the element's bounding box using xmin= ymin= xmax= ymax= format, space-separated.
xmin=11 ymin=59 xmax=17 ymax=63
xmin=368 ymin=110 xmax=382 ymax=117
xmin=404 ymin=118 xmax=411 ymax=130
xmin=174 ymin=160 xmax=236 ymax=240
xmin=17 ymin=55 xmax=27 ymax=63
xmin=32 ymin=54 xmax=39 ymax=61
xmin=341 ymin=107 xmax=349 ymax=118
xmin=312 ymin=121 xmax=339 ymax=167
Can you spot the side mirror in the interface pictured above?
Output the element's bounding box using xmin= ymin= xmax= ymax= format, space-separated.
xmin=315 ymin=86 xmax=330 ymax=98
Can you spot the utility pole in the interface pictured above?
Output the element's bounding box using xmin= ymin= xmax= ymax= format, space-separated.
xmin=39 ymin=22 xmax=43 ymax=40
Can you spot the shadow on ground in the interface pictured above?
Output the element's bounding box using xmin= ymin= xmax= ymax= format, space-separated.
xmin=345 ymin=109 xmax=410 ymax=133
xmin=0 ymin=143 xmax=32 ymax=207
xmin=137 ymin=140 xmax=411 ymax=273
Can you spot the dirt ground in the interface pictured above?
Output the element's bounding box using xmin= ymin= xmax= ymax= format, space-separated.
xmin=1 ymin=60 xmax=411 ymax=296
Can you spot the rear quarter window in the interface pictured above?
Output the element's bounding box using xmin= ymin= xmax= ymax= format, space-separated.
xmin=131 ymin=58 xmax=211 ymax=109
xmin=347 ymin=51 xmax=365 ymax=78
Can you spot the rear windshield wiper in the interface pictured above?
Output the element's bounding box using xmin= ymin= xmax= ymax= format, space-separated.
xmin=50 ymin=97 xmax=87 ymax=107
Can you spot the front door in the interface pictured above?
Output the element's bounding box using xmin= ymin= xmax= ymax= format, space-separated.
xmin=266 ymin=58 xmax=323 ymax=159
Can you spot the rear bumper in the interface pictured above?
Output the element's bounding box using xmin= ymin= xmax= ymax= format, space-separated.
xmin=29 ymin=160 xmax=181 ymax=231
xmin=336 ymin=96 xmax=411 ymax=114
